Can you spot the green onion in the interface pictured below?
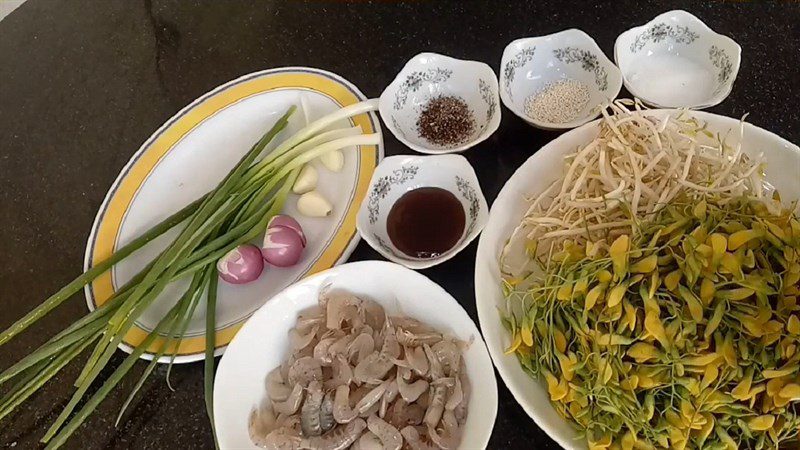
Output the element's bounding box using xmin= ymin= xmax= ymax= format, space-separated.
xmin=0 ymin=100 xmax=380 ymax=448
xmin=205 ymin=270 xmax=220 ymax=448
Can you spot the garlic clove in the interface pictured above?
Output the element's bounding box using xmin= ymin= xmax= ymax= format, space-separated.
xmin=319 ymin=149 xmax=344 ymax=172
xmin=297 ymin=191 xmax=333 ymax=217
xmin=292 ymin=164 xmax=318 ymax=194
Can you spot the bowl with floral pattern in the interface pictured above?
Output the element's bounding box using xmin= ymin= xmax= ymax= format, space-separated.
xmin=614 ymin=10 xmax=741 ymax=109
xmin=500 ymin=29 xmax=622 ymax=130
xmin=379 ymin=52 xmax=501 ymax=154
xmin=356 ymin=154 xmax=488 ymax=269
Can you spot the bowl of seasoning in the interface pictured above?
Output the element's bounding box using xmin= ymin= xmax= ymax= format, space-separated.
xmin=499 ymin=29 xmax=622 ymax=130
xmin=379 ymin=52 xmax=501 ymax=154
xmin=356 ymin=154 xmax=488 ymax=269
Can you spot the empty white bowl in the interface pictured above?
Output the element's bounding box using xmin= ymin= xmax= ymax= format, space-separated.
xmin=500 ymin=29 xmax=622 ymax=130
xmin=356 ymin=154 xmax=489 ymax=269
xmin=379 ymin=52 xmax=501 ymax=154
xmin=214 ymin=261 xmax=499 ymax=449
xmin=615 ymin=10 xmax=741 ymax=109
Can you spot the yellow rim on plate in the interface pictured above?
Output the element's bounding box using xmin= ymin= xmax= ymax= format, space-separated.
xmin=85 ymin=68 xmax=380 ymax=358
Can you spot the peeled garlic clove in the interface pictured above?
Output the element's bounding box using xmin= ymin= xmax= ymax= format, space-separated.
xmin=297 ymin=191 xmax=332 ymax=217
xmin=319 ymin=150 xmax=344 ymax=172
xmin=292 ymin=164 xmax=318 ymax=194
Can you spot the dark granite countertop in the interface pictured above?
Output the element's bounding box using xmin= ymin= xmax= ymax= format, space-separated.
xmin=1 ymin=1 xmax=798 ymax=449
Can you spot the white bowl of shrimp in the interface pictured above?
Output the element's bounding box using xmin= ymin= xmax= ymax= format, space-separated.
xmin=214 ymin=260 xmax=498 ymax=449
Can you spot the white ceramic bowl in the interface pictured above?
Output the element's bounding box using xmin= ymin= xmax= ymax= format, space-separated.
xmin=356 ymin=154 xmax=489 ymax=269
xmin=214 ymin=260 xmax=498 ymax=450
xmin=499 ymin=29 xmax=622 ymax=130
xmin=615 ymin=10 xmax=741 ymax=109
xmin=379 ymin=52 xmax=501 ymax=154
xmin=474 ymin=110 xmax=800 ymax=450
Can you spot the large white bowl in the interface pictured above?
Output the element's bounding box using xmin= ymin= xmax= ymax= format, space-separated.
xmin=475 ymin=111 xmax=800 ymax=449
xmin=215 ymin=261 xmax=498 ymax=449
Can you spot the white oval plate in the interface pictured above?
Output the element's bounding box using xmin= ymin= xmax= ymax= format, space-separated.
xmin=475 ymin=110 xmax=800 ymax=449
xmin=83 ymin=68 xmax=383 ymax=363
xmin=214 ymin=261 xmax=498 ymax=450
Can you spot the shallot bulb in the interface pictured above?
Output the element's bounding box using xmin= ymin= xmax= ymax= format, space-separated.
xmin=267 ymin=215 xmax=307 ymax=247
xmin=216 ymin=244 xmax=264 ymax=284
xmin=262 ymin=225 xmax=304 ymax=267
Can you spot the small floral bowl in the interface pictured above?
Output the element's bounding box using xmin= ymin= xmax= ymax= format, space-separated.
xmin=356 ymin=154 xmax=488 ymax=269
xmin=378 ymin=52 xmax=501 ymax=154
xmin=614 ymin=10 xmax=741 ymax=109
xmin=499 ymin=29 xmax=622 ymax=130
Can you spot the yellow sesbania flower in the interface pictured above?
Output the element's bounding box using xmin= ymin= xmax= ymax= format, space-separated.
xmin=503 ymin=198 xmax=800 ymax=449
xmin=588 ymin=434 xmax=612 ymax=450
xmin=609 ymin=235 xmax=629 ymax=281
xmin=748 ymin=414 xmax=775 ymax=431
xmin=504 ymin=332 xmax=522 ymax=355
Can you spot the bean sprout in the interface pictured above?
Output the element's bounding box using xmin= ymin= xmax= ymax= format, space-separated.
xmin=501 ymin=102 xmax=762 ymax=277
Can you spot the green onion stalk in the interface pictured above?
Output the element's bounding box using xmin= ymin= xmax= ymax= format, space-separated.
xmin=0 ymin=99 xmax=380 ymax=448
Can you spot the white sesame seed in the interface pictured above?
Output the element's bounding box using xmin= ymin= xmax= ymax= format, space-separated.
xmin=524 ymin=79 xmax=590 ymax=124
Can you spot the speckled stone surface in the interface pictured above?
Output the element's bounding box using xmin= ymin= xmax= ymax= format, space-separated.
xmin=0 ymin=1 xmax=798 ymax=449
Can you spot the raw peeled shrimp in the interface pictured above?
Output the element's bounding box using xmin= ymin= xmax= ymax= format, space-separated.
xmin=288 ymin=357 xmax=323 ymax=387
xmin=350 ymin=431 xmax=382 ymax=450
xmin=405 ymin=346 xmax=429 ymax=376
xmin=390 ymin=317 xmax=437 ymax=334
xmin=324 ymin=292 xmax=363 ymax=330
xmin=301 ymin=382 xmax=326 ymax=437
xmin=267 ymin=368 xmax=293 ymax=402
xmin=354 ymin=324 xmax=401 ymax=383
xmin=327 ymin=334 xmax=356 ymax=359
xmin=396 ymin=328 xmax=442 ymax=347
xmin=324 ymin=355 xmax=353 ymax=390
xmin=427 ymin=424 xmax=460 ymax=450
xmin=380 ymin=379 xmax=399 ymax=418
xmin=319 ymin=392 xmax=335 ymax=432
xmin=386 ymin=398 xmax=425 ymax=430
xmin=397 ymin=367 xmax=429 ymax=403
xmin=400 ymin=426 xmax=439 ymax=450
xmin=273 ymin=383 xmax=304 ymax=415
xmin=430 ymin=340 xmax=461 ymax=377
xmin=290 ymin=326 xmax=319 ymax=351
xmin=353 ymin=352 xmax=393 ymax=385
xmin=249 ymin=403 xmax=278 ymax=448
xmin=313 ymin=337 xmax=338 ymax=365
xmin=300 ymin=417 xmax=366 ymax=450
xmin=445 ymin=377 xmax=463 ymax=411
xmin=260 ymin=427 xmax=303 ymax=450
xmin=366 ymin=414 xmax=402 ymax=450
xmin=424 ymin=382 xmax=447 ymax=429
xmin=251 ymin=290 xmax=468 ymax=449
xmin=347 ymin=332 xmax=375 ymax=364
xmin=332 ymin=385 xmax=358 ymax=424
xmin=453 ymin=361 xmax=470 ymax=424
xmin=354 ymin=382 xmax=388 ymax=415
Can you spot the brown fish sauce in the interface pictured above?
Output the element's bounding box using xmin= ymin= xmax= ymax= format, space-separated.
xmin=386 ymin=187 xmax=465 ymax=259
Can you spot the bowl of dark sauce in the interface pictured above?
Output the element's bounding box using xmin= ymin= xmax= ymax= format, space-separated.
xmin=357 ymin=154 xmax=488 ymax=269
